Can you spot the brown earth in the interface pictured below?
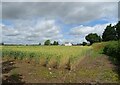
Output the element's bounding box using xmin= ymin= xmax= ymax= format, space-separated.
xmin=2 ymin=55 xmax=120 ymax=84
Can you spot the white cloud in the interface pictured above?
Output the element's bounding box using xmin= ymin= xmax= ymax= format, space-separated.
xmin=69 ymin=23 xmax=117 ymax=36
xmin=70 ymin=25 xmax=102 ymax=36
xmin=0 ymin=23 xmax=2 ymax=43
xmin=2 ymin=19 xmax=63 ymax=44
xmin=2 ymin=21 xmax=117 ymax=44
xmin=69 ymin=22 xmax=117 ymax=43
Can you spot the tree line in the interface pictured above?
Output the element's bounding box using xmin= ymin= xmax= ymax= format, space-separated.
xmin=44 ymin=40 xmax=59 ymax=45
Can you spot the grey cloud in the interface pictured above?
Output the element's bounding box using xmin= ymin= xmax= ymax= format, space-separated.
xmin=2 ymin=2 xmax=117 ymax=24
xmin=2 ymin=0 xmax=120 ymax=2
xmin=5 ymin=34 xmax=20 ymax=36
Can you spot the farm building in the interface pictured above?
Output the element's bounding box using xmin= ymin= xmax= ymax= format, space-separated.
xmin=64 ymin=42 xmax=72 ymax=46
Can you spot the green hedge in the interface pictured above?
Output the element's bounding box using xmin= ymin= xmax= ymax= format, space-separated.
xmin=103 ymin=41 xmax=120 ymax=64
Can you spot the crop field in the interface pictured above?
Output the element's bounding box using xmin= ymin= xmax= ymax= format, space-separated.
xmin=1 ymin=44 xmax=120 ymax=83
xmin=2 ymin=46 xmax=92 ymax=70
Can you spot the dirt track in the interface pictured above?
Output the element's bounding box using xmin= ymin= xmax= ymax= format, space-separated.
xmin=2 ymin=55 xmax=120 ymax=83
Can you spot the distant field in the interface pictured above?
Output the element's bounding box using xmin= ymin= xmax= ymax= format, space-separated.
xmin=2 ymin=46 xmax=92 ymax=70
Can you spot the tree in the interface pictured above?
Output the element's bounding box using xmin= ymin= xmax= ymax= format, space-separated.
xmin=102 ymin=24 xmax=117 ymax=41
xmin=50 ymin=43 xmax=53 ymax=45
xmin=0 ymin=42 xmax=4 ymax=45
xmin=53 ymin=41 xmax=59 ymax=45
xmin=82 ymin=42 xmax=87 ymax=46
xmin=85 ymin=33 xmax=101 ymax=45
xmin=56 ymin=41 xmax=59 ymax=45
xmin=39 ymin=43 xmax=41 ymax=45
xmin=44 ymin=40 xmax=51 ymax=45
xmin=115 ymin=21 xmax=120 ymax=40
xmin=53 ymin=41 xmax=57 ymax=45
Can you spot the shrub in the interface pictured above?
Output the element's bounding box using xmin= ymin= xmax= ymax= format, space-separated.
xmin=103 ymin=41 xmax=120 ymax=64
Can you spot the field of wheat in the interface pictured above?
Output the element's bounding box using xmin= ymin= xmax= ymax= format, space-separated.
xmin=2 ymin=46 xmax=92 ymax=70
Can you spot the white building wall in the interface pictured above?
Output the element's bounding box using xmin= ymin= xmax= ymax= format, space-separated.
xmin=65 ymin=43 xmax=72 ymax=46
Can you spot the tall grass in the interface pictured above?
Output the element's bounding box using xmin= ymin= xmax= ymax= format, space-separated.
xmin=2 ymin=46 xmax=92 ymax=70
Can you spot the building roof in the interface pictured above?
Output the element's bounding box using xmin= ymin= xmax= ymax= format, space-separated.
xmin=65 ymin=42 xmax=72 ymax=45
xmin=65 ymin=42 xmax=70 ymax=44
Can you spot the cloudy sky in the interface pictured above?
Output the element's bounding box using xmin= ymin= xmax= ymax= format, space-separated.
xmin=1 ymin=1 xmax=119 ymax=44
